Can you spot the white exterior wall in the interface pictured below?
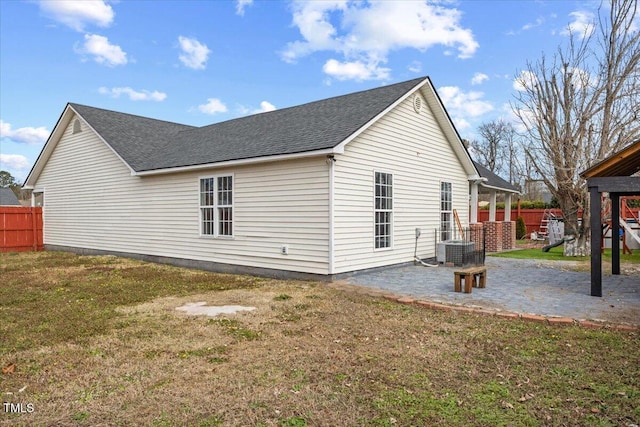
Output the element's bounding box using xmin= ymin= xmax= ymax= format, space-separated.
xmin=333 ymin=90 xmax=470 ymax=274
xmin=34 ymin=115 xmax=330 ymax=275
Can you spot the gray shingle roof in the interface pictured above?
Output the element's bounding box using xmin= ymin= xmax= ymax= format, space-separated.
xmin=473 ymin=161 xmax=519 ymax=193
xmin=69 ymin=104 xmax=196 ymax=172
xmin=70 ymin=77 xmax=426 ymax=172
xmin=0 ymin=188 xmax=21 ymax=206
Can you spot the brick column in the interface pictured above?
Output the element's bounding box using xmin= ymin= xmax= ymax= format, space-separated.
xmin=484 ymin=221 xmax=503 ymax=252
xmin=469 ymin=223 xmax=484 ymax=251
xmin=502 ymin=221 xmax=516 ymax=250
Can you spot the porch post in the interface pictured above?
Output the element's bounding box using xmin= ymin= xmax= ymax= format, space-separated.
xmin=489 ymin=191 xmax=497 ymax=222
xmin=589 ymin=185 xmax=602 ymax=297
xmin=611 ymin=193 xmax=620 ymax=275
xmin=470 ymin=181 xmax=479 ymax=223
xmin=504 ymin=193 xmax=512 ymax=222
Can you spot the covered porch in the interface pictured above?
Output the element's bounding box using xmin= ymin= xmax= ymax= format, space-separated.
xmin=470 ymin=162 xmax=521 ymax=252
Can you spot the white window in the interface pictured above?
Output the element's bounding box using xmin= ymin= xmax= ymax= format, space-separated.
xmin=200 ymin=175 xmax=233 ymax=237
xmin=374 ymin=171 xmax=393 ymax=249
xmin=440 ymin=182 xmax=452 ymax=241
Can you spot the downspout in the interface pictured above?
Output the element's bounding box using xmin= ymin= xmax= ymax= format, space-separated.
xmin=327 ymin=155 xmax=336 ymax=275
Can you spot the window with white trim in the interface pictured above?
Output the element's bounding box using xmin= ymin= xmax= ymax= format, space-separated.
xmin=440 ymin=181 xmax=452 ymax=241
xmin=374 ymin=171 xmax=393 ymax=249
xmin=200 ymin=175 xmax=233 ymax=237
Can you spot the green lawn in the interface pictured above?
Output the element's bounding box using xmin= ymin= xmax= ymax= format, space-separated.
xmin=1 ymin=251 xmax=639 ymax=426
xmin=490 ymin=245 xmax=640 ymax=263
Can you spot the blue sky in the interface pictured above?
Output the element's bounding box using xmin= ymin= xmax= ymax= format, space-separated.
xmin=0 ymin=0 xmax=600 ymax=182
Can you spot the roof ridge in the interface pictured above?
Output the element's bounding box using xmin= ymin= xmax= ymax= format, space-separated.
xmin=194 ymin=76 xmax=428 ymax=131
xmin=69 ymin=102 xmax=196 ymax=129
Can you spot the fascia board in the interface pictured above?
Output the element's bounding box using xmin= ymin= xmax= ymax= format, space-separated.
xmin=134 ymin=148 xmax=336 ymax=177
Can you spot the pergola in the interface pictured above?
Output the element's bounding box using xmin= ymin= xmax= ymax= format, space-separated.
xmin=580 ymin=140 xmax=640 ymax=297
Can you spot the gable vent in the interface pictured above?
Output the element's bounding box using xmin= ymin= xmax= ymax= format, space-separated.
xmin=72 ymin=119 xmax=82 ymax=134
xmin=413 ymin=94 xmax=423 ymax=113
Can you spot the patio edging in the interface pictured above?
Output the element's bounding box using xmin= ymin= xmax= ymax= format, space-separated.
xmin=328 ymin=281 xmax=639 ymax=332
xmin=392 ymin=295 xmax=639 ymax=332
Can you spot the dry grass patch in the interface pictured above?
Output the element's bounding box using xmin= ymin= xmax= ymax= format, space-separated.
xmin=1 ymin=252 xmax=639 ymax=426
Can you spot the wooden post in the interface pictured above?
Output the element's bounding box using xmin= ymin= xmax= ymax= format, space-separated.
xmin=589 ymin=186 xmax=602 ymax=297
xmin=489 ymin=191 xmax=497 ymax=222
xmin=611 ymin=193 xmax=620 ymax=275
xmin=470 ymin=181 xmax=479 ymax=223
xmin=31 ymin=207 xmax=38 ymax=251
xmin=504 ymin=194 xmax=512 ymax=222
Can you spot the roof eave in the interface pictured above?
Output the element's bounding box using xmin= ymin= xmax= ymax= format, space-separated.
xmin=333 ymin=76 xmax=478 ymax=178
xmin=133 ymin=147 xmax=338 ymax=177
xmin=23 ymin=104 xmax=138 ymax=189
xmin=580 ymin=140 xmax=640 ymax=178
xmin=421 ymin=78 xmax=478 ymax=177
xmin=333 ymin=77 xmax=430 ymax=153
xmin=23 ymin=104 xmax=74 ymax=189
xmin=479 ymin=182 xmax=521 ymax=194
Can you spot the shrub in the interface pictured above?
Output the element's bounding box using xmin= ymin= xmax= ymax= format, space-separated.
xmin=516 ymin=216 xmax=527 ymax=239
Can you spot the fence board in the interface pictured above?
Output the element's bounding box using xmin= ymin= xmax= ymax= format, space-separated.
xmin=477 ymin=207 xmax=639 ymax=235
xmin=478 ymin=209 xmax=563 ymax=234
xmin=1 ymin=207 xmax=43 ymax=252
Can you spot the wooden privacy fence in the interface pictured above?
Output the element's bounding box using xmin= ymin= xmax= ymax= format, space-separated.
xmin=0 ymin=207 xmax=43 ymax=252
xmin=478 ymin=209 xmax=563 ymax=234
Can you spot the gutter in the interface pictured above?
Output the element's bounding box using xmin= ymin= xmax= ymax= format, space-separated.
xmin=133 ymin=148 xmax=338 ymax=177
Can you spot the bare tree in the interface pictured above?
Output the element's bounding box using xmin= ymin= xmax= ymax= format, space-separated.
xmin=471 ymin=120 xmax=507 ymax=174
xmin=471 ymin=119 xmax=524 ymax=189
xmin=512 ymin=0 xmax=640 ymax=256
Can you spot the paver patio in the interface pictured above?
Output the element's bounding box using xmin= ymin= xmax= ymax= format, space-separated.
xmin=343 ymin=257 xmax=640 ymax=326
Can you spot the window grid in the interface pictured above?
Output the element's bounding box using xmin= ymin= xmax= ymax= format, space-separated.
xmin=375 ymin=172 xmax=393 ymax=249
xmin=440 ymin=182 xmax=452 ymax=241
xmin=199 ymin=176 xmax=233 ymax=237
xmin=217 ymin=176 xmax=233 ymax=236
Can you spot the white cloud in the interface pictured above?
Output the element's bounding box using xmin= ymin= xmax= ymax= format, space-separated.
xmin=0 ymin=120 xmax=49 ymax=145
xmin=98 ymin=87 xmax=167 ymax=101
xmin=408 ymin=61 xmax=422 ymax=73
xmin=39 ymin=0 xmax=114 ymax=32
xmin=471 ymin=72 xmax=489 ymax=85
xmin=513 ymin=70 xmax=538 ymax=92
xmin=564 ymin=67 xmax=598 ymax=91
xmin=255 ymin=101 xmax=276 ymax=113
xmin=0 ymin=154 xmax=31 ymax=170
xmin=561 ymin=10 xmax=595 ymax=39
xmin=437 ymin=86 xmax=493 ymax=129
xmin=236 ymin=0 xmax=253 ymax=16
xmin=322 ymin=58 xmax=391 ymax=81
xmin=76 ymin=34 xmax=127 ymax=66
xmin=281 ymin=1 xmax=478 ymax=81
xmin=452 ymin=117 xmax=471 ymax=131
xmin=522 ymin=17 xmax=544 ymax=31
xmin=238 ymin=101 xmax=277 ymax=115
xmin=198 ymin=98 xmax=228 ymax=115
xmin=178 ymin=36 xmax=211 ymax=70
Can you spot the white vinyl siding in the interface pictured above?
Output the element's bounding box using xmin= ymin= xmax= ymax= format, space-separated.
xmin=333 ymin=90 xmax=470 ymax=274
xmin=35 ymin=115 xmax=330 ymax=275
